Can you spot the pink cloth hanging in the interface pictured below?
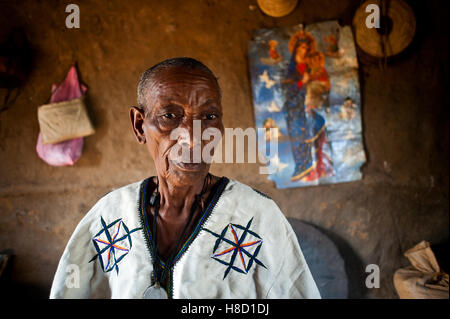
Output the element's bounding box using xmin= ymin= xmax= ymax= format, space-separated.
xmin=36 ymin=65 xmax=87 ymax=166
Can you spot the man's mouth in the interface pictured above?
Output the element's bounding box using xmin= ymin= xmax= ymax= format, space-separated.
xmin=171 ymin=160 xmax=204 ymax=171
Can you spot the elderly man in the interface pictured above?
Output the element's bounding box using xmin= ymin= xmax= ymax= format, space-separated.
xmin=50 ymin=57 xmax=320 ymax=299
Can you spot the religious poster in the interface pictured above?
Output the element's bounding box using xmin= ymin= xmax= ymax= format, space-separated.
xmin=248 ymin=20 xmax=366 ymax=189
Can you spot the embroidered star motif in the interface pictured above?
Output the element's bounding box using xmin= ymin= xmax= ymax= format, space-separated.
xmin=89 ymin=217 xmax=142 ymax=274
xmin=203 ymin=217 xmax=266 ymax=279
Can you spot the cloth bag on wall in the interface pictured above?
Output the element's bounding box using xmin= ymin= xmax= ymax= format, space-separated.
xmin=36 ymin=65 xmax=94 ymax=166
xmin=394 ymin=240 xmax=449 ymax=299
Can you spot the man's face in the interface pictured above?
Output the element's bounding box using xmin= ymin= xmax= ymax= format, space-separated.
xmin=132 ymin=67 xmax=223 ymax=185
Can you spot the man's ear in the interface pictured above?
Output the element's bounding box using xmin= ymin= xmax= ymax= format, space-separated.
xmin=130 ymin=106 xmax=146 ymax=144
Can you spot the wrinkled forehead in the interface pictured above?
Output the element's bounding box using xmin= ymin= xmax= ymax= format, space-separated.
xmin=144 ymin=67 xmax=221 ymax=111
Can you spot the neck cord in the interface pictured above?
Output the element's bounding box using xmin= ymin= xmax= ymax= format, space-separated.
xmin=150 ymin=173 xmax=210 ymax=286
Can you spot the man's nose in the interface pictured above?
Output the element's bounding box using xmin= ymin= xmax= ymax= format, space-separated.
xmin=178 ymin=119 xmax=202 ymax=150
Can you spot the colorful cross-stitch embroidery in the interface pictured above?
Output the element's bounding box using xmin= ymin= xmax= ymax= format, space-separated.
xmin=202 ymin=217 xmax=266 ymax=279
xmin=89 ymin=217 xmax=142 ymax=274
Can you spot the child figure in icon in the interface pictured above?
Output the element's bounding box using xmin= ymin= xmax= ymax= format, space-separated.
xmin=305 ymin=51 xmax=330 ymax=113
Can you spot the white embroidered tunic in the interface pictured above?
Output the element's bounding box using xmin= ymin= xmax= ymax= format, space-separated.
xmin=50 ymin=177 xmax=321 ymax=299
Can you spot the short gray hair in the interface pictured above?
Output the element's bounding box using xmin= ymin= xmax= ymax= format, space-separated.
xmin=137 ymin=57 xmax=221 ymax=113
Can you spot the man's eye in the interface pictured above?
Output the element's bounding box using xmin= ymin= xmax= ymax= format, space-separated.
xmin=162 ymin=113 xmax=177 ymax=120
xmin=205 ymin=114 xmax=218 ymax=120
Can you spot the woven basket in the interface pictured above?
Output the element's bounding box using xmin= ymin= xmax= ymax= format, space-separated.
xmin=257 ymin=0 xmax=298 ymax=18
xmin=37 ymin=97 xmax=95 ymax=144
xmin=353 ymin=0 xmax=416 ymax=58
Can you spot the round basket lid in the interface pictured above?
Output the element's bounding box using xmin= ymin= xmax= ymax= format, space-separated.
xmin=257 ymin=0 xmax=298 ymax=18
xmin=287 ymin=218 xmax=349 ymax=299
xmin=353 ymin=0 xmax=416 ymax=58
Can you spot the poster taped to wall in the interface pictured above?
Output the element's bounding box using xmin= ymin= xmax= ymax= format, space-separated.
xmin=248 ymin=20 xmax=366 ymax=189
